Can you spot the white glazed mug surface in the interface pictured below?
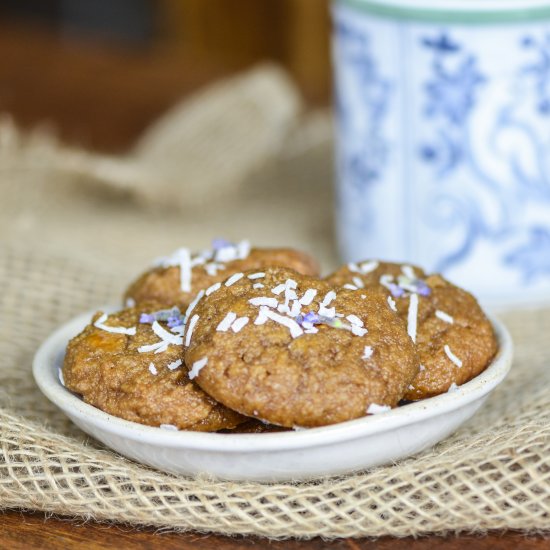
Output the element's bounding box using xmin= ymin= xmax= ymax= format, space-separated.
xmin=333 ymin=0 xmax=550 ymax=307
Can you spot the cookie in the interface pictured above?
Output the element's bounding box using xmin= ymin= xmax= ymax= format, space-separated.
xmin=63 ymin=303 xmax=245 ymax=431
xmin=326 ymin=261 xmax=498 ymax=399
xmin=184 ymin=267 xmax=419 ymax=428
xmin=124 ymin=240 xmax=319 ymax=311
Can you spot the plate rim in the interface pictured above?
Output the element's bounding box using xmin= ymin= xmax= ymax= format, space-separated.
xmin=32 ymin=308 xmax=514 ymax=453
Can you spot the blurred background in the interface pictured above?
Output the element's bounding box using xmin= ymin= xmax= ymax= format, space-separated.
xmin=0 ymin=0 xmax=331 ymax=152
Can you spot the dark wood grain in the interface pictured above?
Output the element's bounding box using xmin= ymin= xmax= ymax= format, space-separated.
xmin=1 ymin=510 xmax=549 ymax=550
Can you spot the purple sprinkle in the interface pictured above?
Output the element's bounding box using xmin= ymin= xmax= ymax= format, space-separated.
xmin=140 ymin=313 xmax=155 ymax=324
xmin=416 ymin=282 xmax=432 ymax=296
xmin=389 ymin=284 xmax=405 ymax=298
xmin=303 ymin=312 xmax=319 ymax=324
xmin=167 ymin=315 xmax=184 ymax=328
xmin=212 ymin=238 xmax=233 ymax=250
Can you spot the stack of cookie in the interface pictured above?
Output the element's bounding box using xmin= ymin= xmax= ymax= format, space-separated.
xmin=63 ymin=240 xmax=498 ymax=432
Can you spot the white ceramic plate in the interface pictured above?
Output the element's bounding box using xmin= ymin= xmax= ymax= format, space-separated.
xmin=33 ymin=309 xmax=513 ymax=482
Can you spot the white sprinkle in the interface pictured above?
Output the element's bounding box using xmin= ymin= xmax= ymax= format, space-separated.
xmin=152 ymin=321 xmax=183 ymax=346
xmin=205 ymin=282 xmax=221 ymax=296
xmin=351 ymin=325 xmax=368 ymax=337
xmin=236 ymin=240 xmax=251 ymax=259
xmin=217 ymin=311 xmax=237 ymax=332
xmin=346 ymin=314 xmax=363 ymax=327
xmin=447 ymin=382 xmax=459 ymax=393
xmin=205 ymin=262 xmax=225 ymax=276
xmin=249 ymin=297 xmax=278 ymax=308
xmin=185 ymin=289 xmax=205 ymax=319
xmin=299 ymin=288 xmax=317 ymax=306
xmin=254 ymin=307 xmax=269 ymax=325
xmin=94 ymin=314 xmax=136 ymax=336
xmin=253 ymin=283 xmax=264 ymax=289
xmin=436 ymin=310 xmax=454 ymax=324
xmin=125 ymin=297 xmax=136 ymax=307
xmin=248 ymin=272 xmax=265 ymax=280
xmin=402 ymin=265 xmax=416 ymax=279
xmin=167 ymin=359 xmax=183 ymax=371
xmin=407 ymin=293 xmax=419 ymax=343
xmin=321 ymin=290 xmax=336 ymax=307
xmin=419 ymin=364 xmax=426 ymax=372
xmin=263 ymin=309 xmax=304 ymax=338
xmin=444 ymin=345 xmax=463 ymax=368
xmin=362 ymin=346 xmax=373 ymax=359
xmin=231 ymin=317 xmax=249 ymax=333
xmin=360 ymin=260 xmax=379 ymax=274
xmin=188 ymin=357 xmax=208 ymax=379
xmin=160 ymin=424 xmax=178 ymax=431
xmin=185 ymin=314 xmax=199 ymax=346
xmin=352 ymin=276 xmax=365 ymax=289
xmin=343 ymin=284 xmax=358 ymax=291
xmin=58 ymin=368 xmax=65 ymax=386
xmin=225 ymin=272 xmax=244 ymax=287
xmin=149 ymin=363 xmax=157 ymax=375
xmin=318 ymin=305 xmax=336 ymax=318
xmin=289 ymin=300 xmax=302 ymax=317
xmin=388 ymin=296 xmax=397 ymax=312
xmin=379 ymin=274 xmax=394 ymax=290
xmin=138 ymin=341 xmax=167 ymax=354
xmin=271 ymin=283 xmax=286 ymax=295
xmin=367 ymin=403 xmax=391 ymax=414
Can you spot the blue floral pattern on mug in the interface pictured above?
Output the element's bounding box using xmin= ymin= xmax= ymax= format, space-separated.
xmin=333 ymin=2 xmax=550 ymax=305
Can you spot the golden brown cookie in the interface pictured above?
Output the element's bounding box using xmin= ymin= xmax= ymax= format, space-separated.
xmin=326 ymin=261 xmax=498 ymax=399
xmin=124 ymin=240 xmax=319 ymax=311
xmin=184 ymin=267 xmax=419 ymax=428
xmin=63 ymin=303 xmax=245 ymax=431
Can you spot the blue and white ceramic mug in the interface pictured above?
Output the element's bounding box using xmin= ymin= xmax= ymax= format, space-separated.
xmin=333 ymin=0 xmax=550 ymax=307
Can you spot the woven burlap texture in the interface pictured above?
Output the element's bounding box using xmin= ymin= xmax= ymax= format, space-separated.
xmin=0 ymin=66 xmax=549 ymax=539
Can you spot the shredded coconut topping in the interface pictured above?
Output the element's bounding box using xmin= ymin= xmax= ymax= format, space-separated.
xmin=58 ymin=368 xmax=65 ymax=386
xmin=342 ymin=284 xmax=358 ymax=291
xmin=225 ymin=272 xmax=244 ymax=287
xmin=447 ymin=382 xmax=459 ymax=393
xmin=149 ymin=363 xmax=157 ymax=375
xmin=407 ymin=293 xmax=419 ymax=343
xmin=248 ymin=272 xmax=265 ymax=280
xmin=388 ymin=296 xmax=397 ymax=312
xmin=299 ymin=288 xmax=317 ymax=306
xmin=185 ymin=289 xmax=205 ymax=319
xmin=94 ymin=314 xmax=136 ymax=336
xmin=321 ymin=290 xmax=336 ymax=307
xmin=160 ymin=424 xmax=178 ymax=431
xmin=436 ymin=310 xmax=454 ymax=324
xmin=188 ymin=357 xmax=208 ymax=379
xmin=152 ymin=321 xmax=183 ymax=346
xmin=346 ymin=314 xmax=363 ymax=327
xmin=402 ymin=265 xmax=416 ymax=279
xmin=205 ymin=282 xmax=221 ymax=296
xmin=360 ymin=260 xmax=379 ymax=274
xmin=362 ymin=346 xmax=373 ymax=359
xmin=444 ymin=344 xmax=463 ymax=368
xmin=167 ymin=359 xmax=183 ymax=371
xmin=231 ymin=316 xmax=249 ymax=333
xmin=352 ymin=276 xmax=365 ymax=289
xmin=253 ymin=283 xmax=264 ymax=289
xmin=262 ymin=308 xmax=303 ymax=338
xmin=217 ymin=311 xmax=237 ymax=332
xmin=249 ymin=297 xmax=278 ymax=308
xmin=184 ymin=314 xmax=199 ymax=346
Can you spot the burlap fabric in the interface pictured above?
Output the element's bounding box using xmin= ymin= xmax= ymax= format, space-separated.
xmin=0 ymin=66 xmax=549 ymax=539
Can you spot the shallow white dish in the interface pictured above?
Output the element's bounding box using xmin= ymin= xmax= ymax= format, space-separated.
xmin=33 ymin=310 xmax=513 ymax=482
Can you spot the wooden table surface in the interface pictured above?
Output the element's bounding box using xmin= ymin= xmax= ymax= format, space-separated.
xmin=0 ymin=19 xmax=548 ymax=549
